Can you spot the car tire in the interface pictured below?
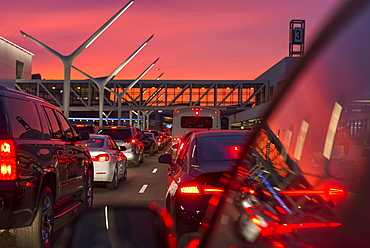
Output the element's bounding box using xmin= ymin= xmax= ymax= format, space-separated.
xmin=121 ymin=167 xmax=127 ymax=181
xmin=139 ymin=150 xmax=145 ymax=164
xmin=107 ymin=166 xmax=118 ymax=190
xmin=80 ymin=168 xmax=93 ymax=210
xmin=149 ymin=144 xmax=155 ymax=156
xmin=15 ymin=186 xmax=54 ymax=248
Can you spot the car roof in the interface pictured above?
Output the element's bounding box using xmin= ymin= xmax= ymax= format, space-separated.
xmin=100 ymin=126 xmax=133 ymax=130
xmin=88 ymin=134 xmax=109 ymax=139
xmin=192 ymin=130 xmax=254 ymax=138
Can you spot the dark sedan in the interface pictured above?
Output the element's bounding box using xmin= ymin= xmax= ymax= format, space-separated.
xmin=158 ymin=130 xmax=253 ymax=241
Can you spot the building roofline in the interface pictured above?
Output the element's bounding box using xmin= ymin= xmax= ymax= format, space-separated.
xmin=0 ymin=36 xmax=34 ymax=56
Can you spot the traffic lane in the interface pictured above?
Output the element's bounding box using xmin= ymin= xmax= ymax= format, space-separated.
xmin=0 ymin=151 xmax=170 ymax=248
xmin=93 ymin=151 xmax=169 ymax=209
xmin=52 ymin=151 xmax=170 ymax=248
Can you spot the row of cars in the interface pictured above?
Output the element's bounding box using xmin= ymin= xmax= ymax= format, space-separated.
xmin=72 ymin=124 xmax=171 ymax=190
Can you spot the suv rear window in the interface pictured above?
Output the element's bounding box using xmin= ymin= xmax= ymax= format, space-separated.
xmin=98 ymin=129 xmax=133 ymax=140
xmin=3 ymin=97 xmax=43 ymax=139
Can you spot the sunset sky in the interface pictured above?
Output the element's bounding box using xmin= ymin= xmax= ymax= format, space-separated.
xmin=2 ymin=0 xmax=340 ymax=81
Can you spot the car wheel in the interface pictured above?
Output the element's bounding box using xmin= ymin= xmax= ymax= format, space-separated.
xmin=107 ymin=166 xmax=118 ymax=190
xmin=139 ymin=150 xmax=145 ymax=164
xmin=121 ymin=167 xmax=127 ymax=181
xmin=149 ymin=144 xmax=155 ymax=156
xmin=15 ymin=186 xmax=54 ymax=248
xmin=80 ymin=168 xmax=93 ymax=210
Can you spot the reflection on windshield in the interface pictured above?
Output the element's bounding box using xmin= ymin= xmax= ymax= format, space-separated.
xmin=199 ymin=1 xmax=370 ymax=247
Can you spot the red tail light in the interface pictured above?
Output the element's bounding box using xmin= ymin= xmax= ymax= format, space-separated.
xmin=179 ymin=185 xmax=224 ymax=195
xmin=75 ymin=124 xmax=86 ymax=127
xmin=92 ymin=154 xmax=110 ymax=162
xmin=0 ymin=140 xmax=17 ymax=180
xmin=131 ymin=139 xmax=137 ymax=144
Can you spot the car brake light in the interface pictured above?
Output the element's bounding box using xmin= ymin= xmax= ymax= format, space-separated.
xmin=251 ymin=216 xmax=263 ymax=227
xmin=0 ymin=140 xmax=17 ymax=180
xmin=111 ymin=126 xmax=118 ymax=129
xmin=179 ymin=185 xmax=224 ymax=195
xmin=131 ymin=139 xmax=137 ymax=144
xmin=202 ymin=186 xmax=224 ymax=194
xmin=180 ymin=186 xmax=201 ymax=195
xmin=75 ymin=124 xmax=85 ymax=127
xmin=92 ymin=154 xmax=110 ymax=162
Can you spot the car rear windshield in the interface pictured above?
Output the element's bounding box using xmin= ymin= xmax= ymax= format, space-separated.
xmin=197 ymin=135 xmax=247 ymax=162
xmin=82 ymin=138 xmax=105 ymax=148
xmin=181 ymin=116 xmax=213 ymax=128
xmin=144 ymin=133 xmax=154 ymax=139
xmin=150 ymin=130 xmax=160 ymax=137
xmin=73 ymin=126 xmax=95 ymax=134
xmin=98 ymin=129 xmax=133 ymax=140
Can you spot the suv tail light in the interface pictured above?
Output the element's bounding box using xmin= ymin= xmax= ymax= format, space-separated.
xmin=179 ymin=185 xmax=224 ymax=195
xmin=0 ymin=140 xmax=17 ymax=180
xmin=92 ymin=154 xmax=110 ymax=162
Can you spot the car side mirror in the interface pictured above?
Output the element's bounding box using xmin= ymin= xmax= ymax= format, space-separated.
xmin=158 ymin=154 xmax=173 ymax=165
xmin=120 ymin=146 xmax=127 ymax=151
xmin=172 ymin=144 xmax=179 ymax=149
xmin=67 ymin=205 xmax=177 ymax=248
xmin=78 ymin=131 xmax=90 ymax=141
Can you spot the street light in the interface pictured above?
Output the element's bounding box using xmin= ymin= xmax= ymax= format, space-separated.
xmin=105 ymin=57 xmax=160 ymax=126
xmin=20 ymin=0 xmax=135 ymax=118
xmin=72 ymin=35 xmax=154 ymax=127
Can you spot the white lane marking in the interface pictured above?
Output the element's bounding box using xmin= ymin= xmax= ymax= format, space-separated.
xmin=152 ymin=168 xmax=158 ymax=174
xmin=139 ymin=184 xmax=148 ymax=193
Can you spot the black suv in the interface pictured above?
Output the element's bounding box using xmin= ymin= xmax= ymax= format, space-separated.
xmin=0 ymin=86 xmax=93 ymax=248
xmin=98 ymin=126 xmax=145 ymax=166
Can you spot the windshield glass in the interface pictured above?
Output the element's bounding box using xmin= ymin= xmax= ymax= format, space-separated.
xmin=197 ymin=135 xmax=246 ymax=161
xmin=73 ymin=126 xmax=95 ymax=134
xmin=98 ymin=129 xmax=132 ymax=140
xmin=181 ymin=116 xmax=213 ymax=128
xmin=200 ymin=2 xmax=370 ymax=247
xmin=144 ymin=133 xmax=154 ymax=139
xmin=82 ymin=137 xmax=105 ymax=148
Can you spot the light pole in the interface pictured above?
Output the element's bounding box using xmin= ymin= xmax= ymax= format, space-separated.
xmin=20 ymin=0 xmax=135 ymax=118
xmin=104 ymin=57 xmax=160 ymax=126
xmin=72 ymin=35 xmax=154 ymax=127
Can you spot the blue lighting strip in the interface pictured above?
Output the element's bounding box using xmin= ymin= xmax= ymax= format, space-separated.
xmin=257 ymin=171 xmax=292 ymax=214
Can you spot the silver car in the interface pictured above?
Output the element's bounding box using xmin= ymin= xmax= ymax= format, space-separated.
xmin=82 ymin=134 xmax=128 ymax=190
